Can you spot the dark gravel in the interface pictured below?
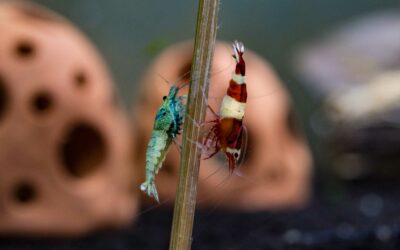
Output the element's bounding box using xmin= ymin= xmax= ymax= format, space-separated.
xmin=1 ymin=181 xmax=399 ymax=250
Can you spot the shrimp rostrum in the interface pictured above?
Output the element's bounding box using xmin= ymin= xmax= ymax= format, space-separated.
xmin=140 ymin=85 xmax=186 ymax=202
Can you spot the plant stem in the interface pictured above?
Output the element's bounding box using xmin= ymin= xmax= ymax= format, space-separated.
xmin=169 ymin=0 xmax=220 ymax=249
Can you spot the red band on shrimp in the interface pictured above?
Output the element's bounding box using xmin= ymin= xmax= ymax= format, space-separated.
xmin=235 ymin=54 xmax=245 ymax=75
xmin=227 ymin=80 xmax=247 ymax=103
xmin=217 ymin=118 xmax=243 ymax=147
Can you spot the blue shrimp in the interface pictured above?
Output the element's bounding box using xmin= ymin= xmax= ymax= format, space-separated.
xmin=140 ymin=85 xmax=186 ymax=202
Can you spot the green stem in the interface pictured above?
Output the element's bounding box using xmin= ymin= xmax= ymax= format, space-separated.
xmin=169 ymin=0 xmax=220 ymax=249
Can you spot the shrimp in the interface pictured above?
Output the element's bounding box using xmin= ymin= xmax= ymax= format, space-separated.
xmin=140 ymin=85 xmax=186 ymax=202
xmin=204 ymin=40 xmax=247 ymax=172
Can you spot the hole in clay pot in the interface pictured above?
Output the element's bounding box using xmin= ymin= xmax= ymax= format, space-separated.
xmin=0 ymin=75 xmax=8 ymax=122
xmin=14 ymin=40 xmax=35 ymax=59
xmin=162 ymin=162 xmax=175 ymax=176
xmin=74 ymin=70 xmax=88 ymax=88
xmin=60 ymin=122 xmax=107 ymax=178
xmin=13 ymin=181 xmax=37 ymax=204
xmin=178 ymin=62 xmax=192 ymax=83
xmin=31 ymin=91 xmax=53 ymax=114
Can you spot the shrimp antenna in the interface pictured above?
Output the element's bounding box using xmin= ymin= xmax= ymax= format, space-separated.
xmin=177 ymin=81 xmax=190 ymax=90
xmin=157 ymin=73 xmax=173 ymax=87
xmin=176 ymin=67 xmax=193 ymax=90
xmin=157 ymin=68 xmax=192 ymax=90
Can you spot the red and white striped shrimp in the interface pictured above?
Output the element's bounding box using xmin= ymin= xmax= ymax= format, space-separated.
xmin=203 ymin=40 xmax=247 ymax=172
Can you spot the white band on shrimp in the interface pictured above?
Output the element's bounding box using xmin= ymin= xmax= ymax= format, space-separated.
xmin=220 ymin=95 xmax=246 ymax=120
xmin=226 ymin=147 xmax=241 ymax=159
xmin=232 ymin=73 xmax=246 ymax=85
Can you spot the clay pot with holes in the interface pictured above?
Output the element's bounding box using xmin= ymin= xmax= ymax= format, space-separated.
xmin=134 ymin=40 xmax=312 ymax=210
xmin=0 ymin=1 xmax=137 ymax=235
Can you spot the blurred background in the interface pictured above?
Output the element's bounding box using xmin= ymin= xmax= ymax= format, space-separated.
xmin=1 ymin=0 xmax=400 ymax=249
xmin=32 ymin=0 xmax=400 ymax=171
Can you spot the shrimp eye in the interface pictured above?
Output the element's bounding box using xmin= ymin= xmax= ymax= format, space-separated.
xmin=234 ymin=152 xmax=239 ymax=159
xmin=162 ymin=96 xmax=167 ymax=100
